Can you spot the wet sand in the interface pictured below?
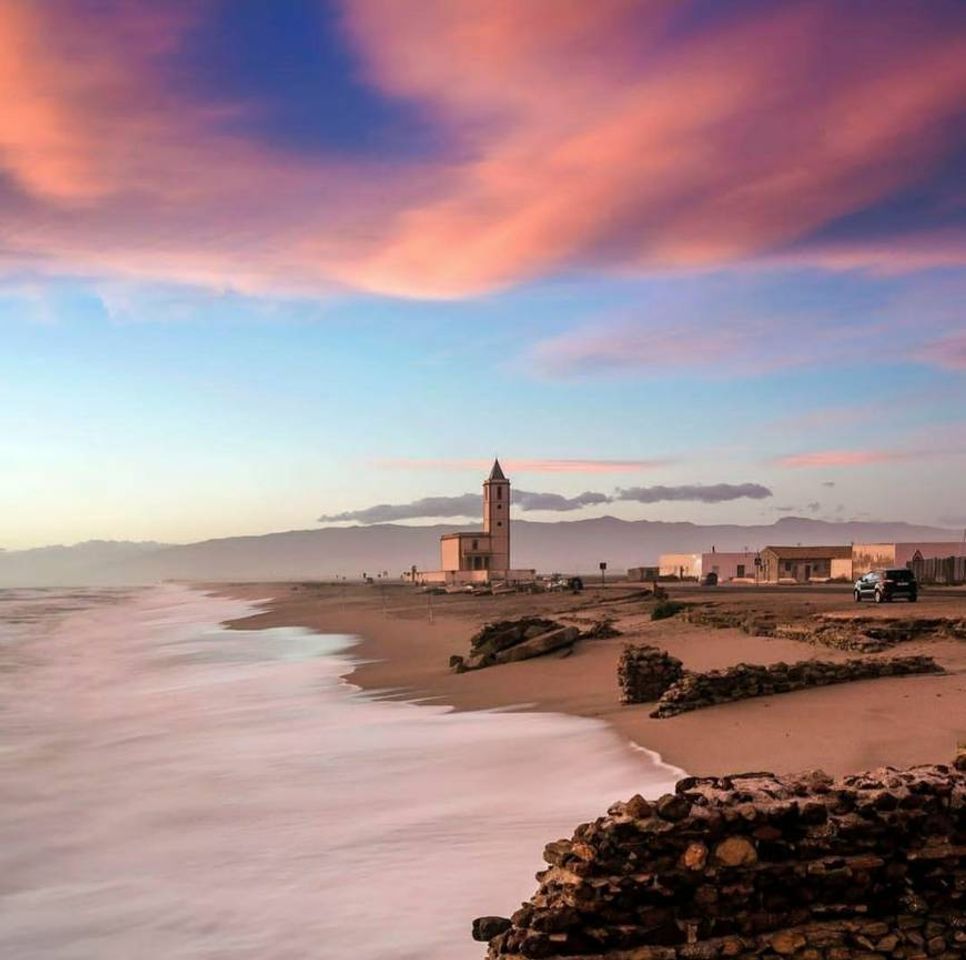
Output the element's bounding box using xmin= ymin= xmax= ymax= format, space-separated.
xmin=216 ymin=582 xmax=966 ymax=777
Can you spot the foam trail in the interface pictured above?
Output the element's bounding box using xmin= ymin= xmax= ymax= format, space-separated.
xmin=0 ymin=584 xmax=678 ymax=959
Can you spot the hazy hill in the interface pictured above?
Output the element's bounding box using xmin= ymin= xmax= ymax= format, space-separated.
xmin=0 ymin=540 xmax=169 ymax=588
xmin=1 ymin=517 xmax=962 ymax=587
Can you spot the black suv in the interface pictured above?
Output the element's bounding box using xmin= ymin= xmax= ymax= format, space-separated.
xmin=853 ymin=568 xmax=918 ymax=603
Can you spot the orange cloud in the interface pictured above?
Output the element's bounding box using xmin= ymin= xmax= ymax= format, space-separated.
xmin=335 ymin=0 xmax=966 ymax=296
xmin=0 ymin=0 xmax=963 ymax=297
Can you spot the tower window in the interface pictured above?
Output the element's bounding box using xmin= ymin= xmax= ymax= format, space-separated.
xmin=497 ymin=487 xmax=502 ymax=500
xmin=497 ymin=521 xmax=502 ymax=527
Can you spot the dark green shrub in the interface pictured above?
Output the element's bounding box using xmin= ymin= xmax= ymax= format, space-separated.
xmin=651 ymin=599 xmax=686 ymax=621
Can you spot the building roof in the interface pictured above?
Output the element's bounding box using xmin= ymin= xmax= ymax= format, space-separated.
xmin=487 ymin=458 xmax=506 ymax=481
xmin=440 ymin=531 xmax=489 ymax=540
xmin=763 ymin=545 xmax=852 ymax=559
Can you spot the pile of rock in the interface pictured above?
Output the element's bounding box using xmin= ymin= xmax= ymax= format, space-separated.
xmin=450 ymin=618 xmax=580 ymax=672
xmin=649 ymin=655 xmax=943 ymax=718
xmin=475 ymin=761 xmax=965 ymax=959
xmin=618 ymin=645 xmax=684 ymax=704
xmin=776 ymin=617 xmax=966 ymax=653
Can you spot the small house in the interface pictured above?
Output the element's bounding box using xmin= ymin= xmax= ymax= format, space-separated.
xmin=760 ymin=545 xmax=852 ymax=583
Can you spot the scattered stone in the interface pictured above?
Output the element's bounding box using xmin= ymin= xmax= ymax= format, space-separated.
xmin=473 ymin=916 xmax=512 ymax=942
xmin=582 ymin=619 xmax=622 ymax=640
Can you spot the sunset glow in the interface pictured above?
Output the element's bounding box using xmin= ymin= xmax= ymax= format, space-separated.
xmin=1 ymin=0 xmax=964 ymax=547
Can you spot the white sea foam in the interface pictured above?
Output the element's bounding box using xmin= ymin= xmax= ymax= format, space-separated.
xmin=0 ymin=584 xmax=679 ymax=959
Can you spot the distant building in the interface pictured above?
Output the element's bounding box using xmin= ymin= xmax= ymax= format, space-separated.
xmin=627 ymin=565 xmax=660 ymax=582
xmin=415 ymin=460 xmax=535 ymax=585
xmin=658 ymin=553 xmax=702 ymax=579
xmin=701 ymin=551 xmax=759 ymax=582
xmin=760 ymin=545 xmax=853 ymax=583
xmin=851 ymin=542 xmax=966 ymax=577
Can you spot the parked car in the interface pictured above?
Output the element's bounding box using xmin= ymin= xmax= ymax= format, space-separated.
xmin=854 ymin=568 xmax=918 ymax=603
xmin=547 ymin=575 xmax=584 ymax=593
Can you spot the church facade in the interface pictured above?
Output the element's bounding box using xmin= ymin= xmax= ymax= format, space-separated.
xmin=416 ymin=460 xmax=535 ymax=585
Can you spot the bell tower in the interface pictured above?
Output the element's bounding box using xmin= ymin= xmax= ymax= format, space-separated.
xmin=483 ymin=458 xmax=510 ymax=572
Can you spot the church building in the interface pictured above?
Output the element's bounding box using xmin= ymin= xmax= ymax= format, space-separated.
xmin=416 ymin=460 xmax=535 ymax=585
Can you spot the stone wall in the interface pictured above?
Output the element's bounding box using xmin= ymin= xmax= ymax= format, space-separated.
xmin=618 ymin=645 xmax=685 ymax=704
xmin=476 ymin=761 xmax=965 ymax=960
xmin=649 ymin=655 xmax=943 ymax=718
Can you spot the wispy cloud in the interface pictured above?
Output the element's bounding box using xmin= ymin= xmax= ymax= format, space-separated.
xmin=771 ymin=429 xmax=966 ymax=467
xmin=319 ymin=481 xmax=773 ymax=524
xmin=916 ymin=334 xmax=966 ymax=372
xmin=773 ymin=449 xmax=919 ymax=468
xmin=372 ymin=457 xmax=672 ymax=473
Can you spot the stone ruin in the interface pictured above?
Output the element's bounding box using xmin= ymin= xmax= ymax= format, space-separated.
xmin=451 ymin=618 xmax=581 ymax=672
xmin=774 ymin=618 xmax=966 ymax=654
xmin=648 ymin=655 xmax=943 ymax=718
xmin=474 ymin=757 xmax=966 ymax=960
xmin=618 ymin=645 xmax=685 ymax=704
xmin=681 ymin=607 xmax=966 ymax=653
xmin=617 ymin=645 xmax=942 ymax=717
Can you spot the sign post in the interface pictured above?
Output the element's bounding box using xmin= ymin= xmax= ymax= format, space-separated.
xmin=599 ymin=561 xmax=607 ymax=587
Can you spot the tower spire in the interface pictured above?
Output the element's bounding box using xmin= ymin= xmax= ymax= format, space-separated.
xmin=488 ymin=458 xmax=506 ymax=481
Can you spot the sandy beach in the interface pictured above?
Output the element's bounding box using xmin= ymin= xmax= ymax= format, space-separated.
xmin=215 ymin=581 xmax=966 ymax=777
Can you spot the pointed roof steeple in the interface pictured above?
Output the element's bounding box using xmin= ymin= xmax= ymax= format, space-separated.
xmin=488 ymin=458 xmax=506 ymax=481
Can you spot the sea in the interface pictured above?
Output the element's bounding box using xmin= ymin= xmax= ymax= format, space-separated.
xmin=0 ymin=584 xmax=680 ymax=959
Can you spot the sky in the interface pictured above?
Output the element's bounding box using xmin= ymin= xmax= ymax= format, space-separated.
xmin=1 ymin=0 xmax=964 ymax=549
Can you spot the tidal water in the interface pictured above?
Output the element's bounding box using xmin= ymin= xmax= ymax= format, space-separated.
xmin=0 ymin=584 xmax=679 ymax=959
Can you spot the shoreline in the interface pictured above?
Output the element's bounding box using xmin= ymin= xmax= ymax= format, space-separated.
xmin=210 ymin=581 xmax=966 ymax=777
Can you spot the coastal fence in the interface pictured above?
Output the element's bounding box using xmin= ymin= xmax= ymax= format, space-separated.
xmin=910 ymin=555 xmax=966 ymax=584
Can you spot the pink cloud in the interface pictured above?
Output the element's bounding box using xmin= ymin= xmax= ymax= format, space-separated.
xmin=773 ymin=450 xmax=918 ymax=468
xmin=770 ymin=424 xmax=966 ymax=467
xmin=0 ymin=1 xmax=963 ymax=297
xmin=374 ymin=457 xmax=672 ymax=473
xmin=916 ymin=334 xmax=966 ymax=371
xmin=336 ymin=0 xmax=966 ymax=295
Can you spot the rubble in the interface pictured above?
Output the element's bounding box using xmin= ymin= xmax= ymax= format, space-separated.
xmin=649 ymin=655 xmax=944 ymax=717
xmin=475 ymin=761 xmax=965 ymax=960
xmin=451 ymin=618 xmax=581 ymax=672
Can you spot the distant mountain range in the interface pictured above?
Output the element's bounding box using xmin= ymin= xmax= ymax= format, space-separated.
xmin=2 ymin=517 xmax=963 ymax=587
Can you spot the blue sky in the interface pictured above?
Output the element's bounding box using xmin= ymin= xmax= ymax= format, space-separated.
xmin=1 ymin=1 xmax=964 ymax=548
